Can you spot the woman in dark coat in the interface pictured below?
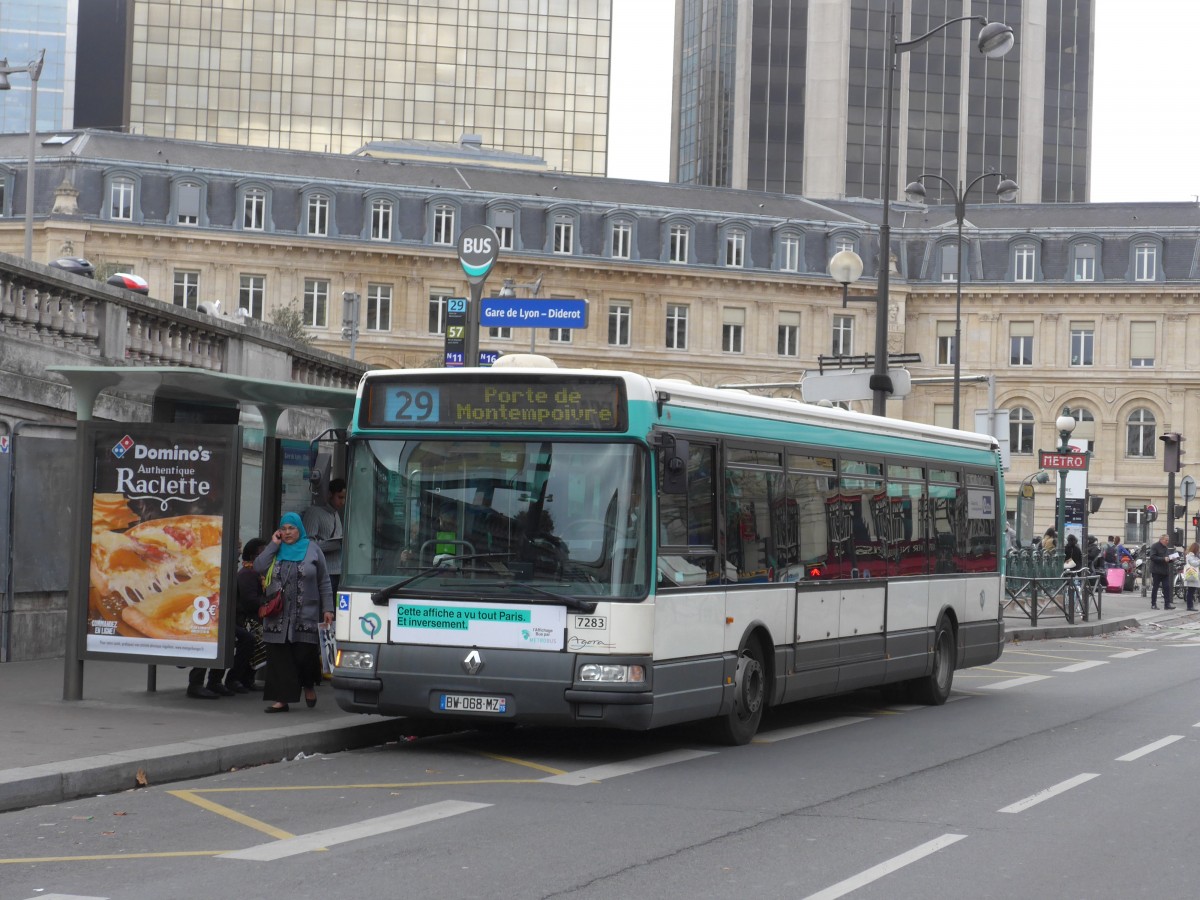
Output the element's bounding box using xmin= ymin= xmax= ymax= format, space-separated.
xmin=254 ymin=512 xmax=334 ymax=712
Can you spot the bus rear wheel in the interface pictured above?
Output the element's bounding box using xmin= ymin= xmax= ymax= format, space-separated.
xmin=910 ymin=616 xmax=955 ymax=706
xmin=708 ymin=638 xmax=766 ymax=745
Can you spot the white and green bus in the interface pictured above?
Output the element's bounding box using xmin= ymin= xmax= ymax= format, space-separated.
xmin=332 ymin=358 xmax=1004 ymax=744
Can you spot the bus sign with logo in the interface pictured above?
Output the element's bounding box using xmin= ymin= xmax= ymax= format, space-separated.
xmin=1039 ymin=449 xmax=1089 ymax=471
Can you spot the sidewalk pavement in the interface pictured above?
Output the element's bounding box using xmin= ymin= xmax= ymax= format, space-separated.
xmin=0 ymin=586 xmax=1192 ymax=814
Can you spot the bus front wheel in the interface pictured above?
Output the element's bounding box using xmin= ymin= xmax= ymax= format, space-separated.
xmin=708 ymin=638 xmax=766 ymax=745
xmin=911 ymin=616 xmax=955 ymax=706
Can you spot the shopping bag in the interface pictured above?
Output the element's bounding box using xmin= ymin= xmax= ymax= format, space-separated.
xmin=319 ymin=623 xmax=337 ymax=677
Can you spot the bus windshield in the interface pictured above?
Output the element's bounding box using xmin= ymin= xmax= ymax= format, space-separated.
xmin=344 ymin=438 xmax=651 ymax=600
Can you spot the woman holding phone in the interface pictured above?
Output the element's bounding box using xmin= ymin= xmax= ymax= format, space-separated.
xmin=254 ymin=512 xmax=334 ymax=712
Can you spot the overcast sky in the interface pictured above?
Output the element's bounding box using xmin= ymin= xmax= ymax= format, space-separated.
xmin=609 ymin=0 xmax=1200 ymax=203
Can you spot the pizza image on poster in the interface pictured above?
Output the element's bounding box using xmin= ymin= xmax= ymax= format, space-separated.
xmin=85 ymin=428 xmax=232 ymax=660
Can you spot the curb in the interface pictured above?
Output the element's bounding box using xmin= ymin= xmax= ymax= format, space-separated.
xmin=1006 ymin=615 xmax=1141 ymax=642
xmin=0 ymin=717 xmax=400 ymax=814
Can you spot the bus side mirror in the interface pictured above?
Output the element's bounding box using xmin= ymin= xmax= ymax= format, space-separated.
xmin=658 ymin=434 xmax=689 ymax=495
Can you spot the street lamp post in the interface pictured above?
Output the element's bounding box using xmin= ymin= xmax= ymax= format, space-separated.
xmin=828 ymin=249 xmax=864 ymax=309
xmin=904 ymin=173 xmax=1018 ymax=429
xmin=874 ymin=5 xmax=1014 ymax=417
xmin=497 ymin=275 xmax=544 ymax=352
xmin=0 ymin=49 xmax=46 ymax=262
xmin=1054 ymin=409 xmax=1077 ymax=563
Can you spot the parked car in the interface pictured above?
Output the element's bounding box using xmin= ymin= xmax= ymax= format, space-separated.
xmin=48 ymin=257 xmax=95 ymax=278
xmin=106 ymin=272 xmax=150 ymax=295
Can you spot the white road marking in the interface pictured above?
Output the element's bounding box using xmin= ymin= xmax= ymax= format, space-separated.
xmin=218 ymin=800 xmax=490 ymax=861
xmin=21 ymin=896 xmax=109 ymax=900
xmin=997 ymin=773 xmax=1100 ymax=813
xmin=1053 ymin=660 xmax=1108 ymax=673
xmin=539 ymin=749 xmax=716 ymax=786
xmin=1116 ymin=735 xmax=1184 ymax=762
xmin=802 ymin=833 xmax=968 ymax=900
xmin=1109 ymin=649 xmax=1155 ymax=658
xmin=980 ymin=674 xmax=1051 ymax=690
xmin=752 ymin=716 xmax=871 ymax=744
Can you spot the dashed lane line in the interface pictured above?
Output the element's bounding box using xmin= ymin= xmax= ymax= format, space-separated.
xmin=801 ymin=833 xmax=968 ymax=900
xmin=219 ymin=800 xmax=491 ymax=861
xmin=997 ymin=773 xmax=1101 ymax=814
xmin=979 ymin=674 xmax=1052 ymax=690
xmin=540 ymin=749 xmax=716 ymax=785
xmin=1109 ymin=649 xmax=1156 ymax=659
xmin=1116 ymin=735 xmax=1185 ymax=762
xmin=1053 ymin=660 xmax=1109 ymax=673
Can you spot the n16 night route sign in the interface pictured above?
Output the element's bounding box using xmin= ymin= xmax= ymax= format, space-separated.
xmin=1039 ymin=449 xmax=1089 ymax=471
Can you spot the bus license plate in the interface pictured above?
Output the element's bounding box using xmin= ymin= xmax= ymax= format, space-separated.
xmin=440 ymin=693 xmax=507 ymax=714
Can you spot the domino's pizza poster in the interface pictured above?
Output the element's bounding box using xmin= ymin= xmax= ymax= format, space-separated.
xmin=77 ymin=423 xmax=241 ymax=666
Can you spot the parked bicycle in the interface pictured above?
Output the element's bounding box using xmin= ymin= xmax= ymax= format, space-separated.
xmin=1064 ymin=564 xmax=1090 ymax=622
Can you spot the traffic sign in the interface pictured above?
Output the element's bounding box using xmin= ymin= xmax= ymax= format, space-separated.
xmin=480 ymin=298 xmax=589 ymax=328
xmin=801 ymin=368 xmax=912 ymax=403
xmin=1039 ymin=449 xmax=1089 ymax=471
xmin=1181 ymin=475 xmax=1196 ymax=503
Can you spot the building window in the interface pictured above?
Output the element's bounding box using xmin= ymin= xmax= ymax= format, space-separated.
xmin=780 ymin=236 xmax=800 ymax=272
xmin=1063 ymin=406 xmax=1096 ymax=443
xmin=303 ymin=279 xmax=329 ymax=327
xmin=239 ymin=274 xmax=265 ymax=320
xmin=936 ymin=321 xmax=956 ymax=366
xmin=1070 ymin=324 xmax=1094 ymax=367
xmin=173 ymin=270 xmax=199 ymax=310
xmin=941 ymin=243 xmax=959 ymax=282
xmin=725 ymin=230 xmax=745 ymax=268
xmin=428 ymin=291 xmax=450 ymax=335
xmin=666 ymin=304 xmax=688 ymax=350
xmin=611 ymin=222 xmax=632 ymax=259
xmin=1010 ymin=322 xmax=1033 ymax=366
xmin=832 ymin=315 xmax=853 ymax=356
xmin=608 ymin=302 xmax=631 ymax=347
xmin=669 ymin=225 xmax=689 ymax=263
xmin=1127 ymin=408 xmax=1156 ymax=458
xmin=307 ymin=194 xmax=329 ymax=236
xmin=243 ymin=189 xmax=266 ymax=231
xmin=932 ymin=404 xmax=953 ymax=429
xmin=778 ymin=311 xmax=800 ymax=356
xmin=177 ymin=182 xmax=201 ymax=225
xmin=1010 ymin=406 xmax=1035 ymax=455
xmin=370 ymin=199 xmax=392 ymax=241
xmin=1130 ymin=321 xmax=1155 ymax=367
xmin=553 ymin=216 xmax=574 ymax=254
xmin=1014 ymin=245 xmax=1036 ymax=282
xmin=834 ymin=237 xmax=855 ymax=254
xmin=488 ymin=326 xmax=512 ymax=339
xmin=491 ymin=210 xmax=515 ymax=250
xmin=1074 ymin=243 xmax=1096 ymax=281
xmin=722 ymin=308 xmax=745 ymax=353
xmin=433 ymin=205 xmax=455 ymax=245
xmin=110 ymin=177 xmax=134 ymax=220
xmin=366 ymin=284 xmax=392 ymax=332
xmin=1134 ymin=242 xmax=1157 ymax=281
xmin=548 ymin=327 xmax=572 ymax=343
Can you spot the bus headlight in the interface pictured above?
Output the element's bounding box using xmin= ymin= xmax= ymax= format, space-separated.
xmin=579 ymin=663 xmax=646 ymax=684
xmin=336 ymin=649 xmax=375 ymax=670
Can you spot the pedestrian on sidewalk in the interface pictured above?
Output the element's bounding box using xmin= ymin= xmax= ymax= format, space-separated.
xmin=303 ymin=477 xmax=345 ymax=594
xmin=1184 ymin=542 xmax=1200 ymax=612
xmin=255 ymin=512 xmax=334 ymax=713
xmin=1148 ymin=533 xmax=1176 ymax=610
xmin=227 ymin=536 xmax=268 ymax=692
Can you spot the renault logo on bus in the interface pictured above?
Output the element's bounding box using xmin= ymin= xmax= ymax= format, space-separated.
xmin=457 ymin=225 xmax=499 ymax=284
xmin=463 ymin=649 xmax=483 ymax=675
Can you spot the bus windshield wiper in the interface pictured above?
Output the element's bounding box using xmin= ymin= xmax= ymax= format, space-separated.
xmin=370 ymin=553 xmax=513 ymax=606
xmin=508 ymin=581 xmax=597 ymax=613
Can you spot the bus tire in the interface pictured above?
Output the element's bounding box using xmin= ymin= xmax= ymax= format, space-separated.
xmin=910 ymin=616 xmax=955 ymax=706
xmin=708 ymin=637 xmax=766 ymax=746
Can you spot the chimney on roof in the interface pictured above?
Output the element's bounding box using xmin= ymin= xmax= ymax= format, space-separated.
xmin=460 ymin=134 xmax=483 ymax=150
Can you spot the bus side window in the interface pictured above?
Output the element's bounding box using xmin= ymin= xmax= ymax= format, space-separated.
xmin=658 ymin=443 xmax=718 ymax=583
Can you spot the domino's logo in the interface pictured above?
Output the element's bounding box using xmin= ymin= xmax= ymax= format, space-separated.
xmin=111 ymin=435 xmax=136 ymax=458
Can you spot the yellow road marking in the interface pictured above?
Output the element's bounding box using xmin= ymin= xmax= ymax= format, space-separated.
xmin=169 ymin=789 xmax=295 ymax=840
xmin=0 ymin=850 xmax=222 ymax=865
xmin=184 ymin=778 xmax=539 ymax=794
xmin=472 ymin=751 xmax=568 ymax=775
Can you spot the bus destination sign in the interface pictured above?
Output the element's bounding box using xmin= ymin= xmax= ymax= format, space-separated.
xmin=363 ymin=377 xmax=625 ymax=432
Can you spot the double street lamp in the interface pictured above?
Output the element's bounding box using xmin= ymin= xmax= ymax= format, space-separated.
xmin=0 ymin=49 xmax=46 ymax=262
xmin=873 ymin=5 xmax=1014 ymax=417
xmin=905 ymin=173 xmax=1019 ymax=429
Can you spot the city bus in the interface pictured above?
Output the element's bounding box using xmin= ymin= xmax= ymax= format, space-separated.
xmin=331 ymin=357 xmax=1004 ymax=744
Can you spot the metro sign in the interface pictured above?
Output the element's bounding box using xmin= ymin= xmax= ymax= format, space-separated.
xmin=1039 ymin=449 xmax=1089 ymax=471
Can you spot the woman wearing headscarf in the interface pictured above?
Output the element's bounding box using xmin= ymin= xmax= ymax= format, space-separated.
xmin=254 ymin=512 xmax=334 ymax=712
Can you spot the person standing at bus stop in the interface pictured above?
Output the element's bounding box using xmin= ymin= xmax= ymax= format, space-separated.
xmin=256 ymin=513 xmax=334 ymax=712
xmin=1147 ymin=532 xmax=1176 ymax=610
xmin=303 ymin=477 xmax=345 ymax=594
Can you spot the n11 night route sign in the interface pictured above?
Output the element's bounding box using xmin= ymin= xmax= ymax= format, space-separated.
xmin=1039 ymin=449 xmax=1089 ymax=471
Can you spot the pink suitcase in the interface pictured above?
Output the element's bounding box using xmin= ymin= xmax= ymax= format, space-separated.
xmin=1106 ymin=566 xmax=1125 ymax=593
